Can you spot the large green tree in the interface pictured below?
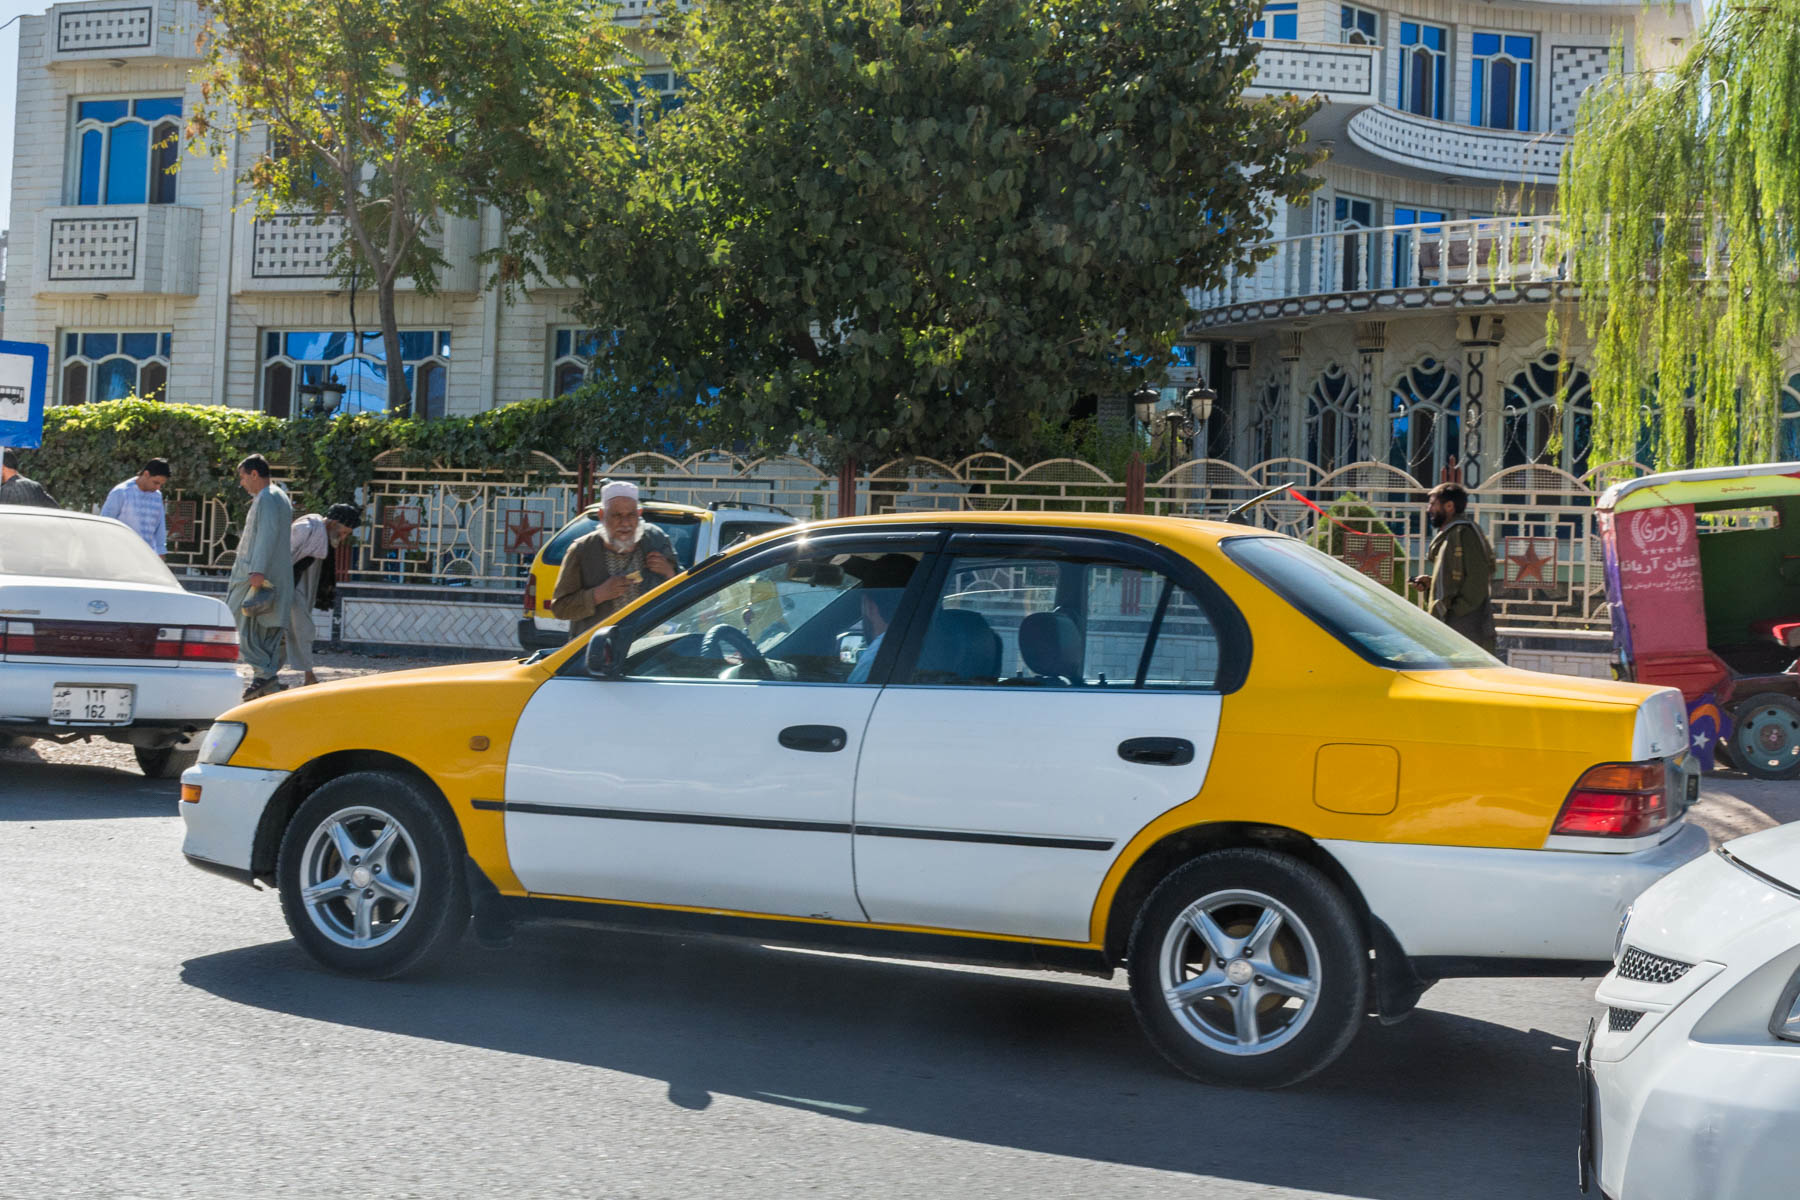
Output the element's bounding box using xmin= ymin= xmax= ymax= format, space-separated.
xmin=519 ymin=0 xmax=1317 ymax=464
xmin=1558 ymin=5 xmax=1800 ymax=470
xmin=190 ymin=0 xmax=632 ymax=415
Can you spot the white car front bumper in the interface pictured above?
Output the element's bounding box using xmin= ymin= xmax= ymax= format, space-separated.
xmin=1589 ymin=846 xmax=1800 ymax=1200
xmin=179 ymin=762 xmax=291 ymax=883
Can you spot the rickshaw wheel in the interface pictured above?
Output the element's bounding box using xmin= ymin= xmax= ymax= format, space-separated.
xmin=1730 ymin=693 xmax=1800 ymax=781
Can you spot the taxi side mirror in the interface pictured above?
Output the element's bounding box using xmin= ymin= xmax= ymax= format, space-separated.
xmin=584 ymin=627 xmax=625 ymax=679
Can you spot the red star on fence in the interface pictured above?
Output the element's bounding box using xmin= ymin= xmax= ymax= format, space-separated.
xmin=1504 ymin=537 xmax=1558 ymax=592
xmin=380 ymin=503 xmax=422 ymax=551
xmin=1339 ymin=532 xmax=1395 ymax=586
xmin=503 ymin=507 xmax=546 ymax=556
xmin=166 ymin=499 xmax=197 ymax=547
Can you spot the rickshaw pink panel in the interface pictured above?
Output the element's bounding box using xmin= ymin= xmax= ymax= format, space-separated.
xmin=1612 ymin=504 xmax=1707 ymax=657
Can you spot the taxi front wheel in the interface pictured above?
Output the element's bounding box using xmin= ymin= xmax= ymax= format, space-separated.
xmin=1127 ymin=849 xmax=1366 ymax=1089
xmin=277 ymin=771 xmax=470 ymax=979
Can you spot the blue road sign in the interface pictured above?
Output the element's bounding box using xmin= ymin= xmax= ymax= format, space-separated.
xmin=0 ymin=340 xmax=50 ymax=449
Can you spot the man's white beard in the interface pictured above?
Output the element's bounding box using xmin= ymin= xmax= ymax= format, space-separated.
xmin=603 ymin=519 xmax=645 ymax=553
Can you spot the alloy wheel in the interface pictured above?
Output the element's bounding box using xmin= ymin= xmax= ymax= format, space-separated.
xmin=297 ymin=805 xmax=422 ymax=949
xmin=1156 ymin=888 xmax=1322 ymax=1056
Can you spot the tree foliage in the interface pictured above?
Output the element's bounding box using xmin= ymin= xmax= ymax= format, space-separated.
xmin=517 ymin=0 xmax=1318 ymax=465
xmin=190 ymin=0 xmax=630 ymax=413
xmin=1557 ymin=6 xmax=1800 ymax=470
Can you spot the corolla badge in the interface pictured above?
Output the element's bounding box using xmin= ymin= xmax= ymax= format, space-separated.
xmin=87 ymin=600 xmax=109 ymax=615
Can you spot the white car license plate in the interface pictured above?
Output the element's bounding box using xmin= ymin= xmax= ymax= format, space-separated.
xmin=50 ymin=684 xmax=135 ymax=725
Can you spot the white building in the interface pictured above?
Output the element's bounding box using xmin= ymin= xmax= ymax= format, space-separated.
xmin=8 ymin=0 xmax=1747 ymax=483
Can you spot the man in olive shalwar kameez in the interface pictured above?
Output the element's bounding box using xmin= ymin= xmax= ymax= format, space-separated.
xmin=229 ymin=455 xmax=295 ymax=700
xmin=551 ymin=481 xmax=680 ymax=642
xmin=1409 ymin=481 xmax=1498 ymax=654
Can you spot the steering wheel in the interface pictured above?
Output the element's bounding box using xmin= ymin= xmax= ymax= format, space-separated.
xmin=700 ymin=623 xmax=766 ymax=671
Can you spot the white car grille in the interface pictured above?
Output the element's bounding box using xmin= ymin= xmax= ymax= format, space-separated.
xmin=1617 ymin=946 xmax=1693 ymax=985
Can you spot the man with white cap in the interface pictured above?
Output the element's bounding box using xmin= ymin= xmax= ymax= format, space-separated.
xmin=550 ymin=480 xmax=680 ymax=641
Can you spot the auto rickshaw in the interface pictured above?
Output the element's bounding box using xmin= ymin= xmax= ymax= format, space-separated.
xmin=1599 ymin=462 xmax=1800 ymax=778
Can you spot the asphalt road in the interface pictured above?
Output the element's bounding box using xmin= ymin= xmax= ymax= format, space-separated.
xmin=2 ymin=739 xmax=1795 ymax=1200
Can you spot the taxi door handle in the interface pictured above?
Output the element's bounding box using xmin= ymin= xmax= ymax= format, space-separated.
xmin=779 ymin=725 xmax=848 ymax=753
xmin=1118 ymin=737 xmax=1195 ymax=766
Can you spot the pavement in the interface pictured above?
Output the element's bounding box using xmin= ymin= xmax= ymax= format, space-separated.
xmin=2 ymin=650 xmax=1797 ymax=1198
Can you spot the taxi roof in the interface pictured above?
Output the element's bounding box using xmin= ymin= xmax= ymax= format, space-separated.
xmin=786 ymin=509 xmax=1263 ymax=547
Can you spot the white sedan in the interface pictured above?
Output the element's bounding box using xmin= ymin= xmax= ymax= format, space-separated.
xmin=1 ymin=506 xmax=242 ymax=777
xmin=1584 ymin=821 xmax=1800 ymax=1198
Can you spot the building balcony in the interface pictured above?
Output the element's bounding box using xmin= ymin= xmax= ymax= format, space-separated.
xmin=1345 ymin=105 xmax=1569 ymax=186
xmin=1245 ymin=41 xmax=1380 ymax=106
xmin=32 ymin=204 xmax=204 ymax=297
xmin=1186 ymin=215 xmax=1567 ymax=330
xmin=232 ymin=212 xmax=481 ymax=295
xmin=44 ymin=0 xmax=204 ymax=70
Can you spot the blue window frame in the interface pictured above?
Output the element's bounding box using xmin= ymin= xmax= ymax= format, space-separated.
xmin=551 ymin=326 xmax=607 ymax=395
xmin=1250 ymin=3 xmax=1298 ymax=40
xmin=59 ymin=329 xmax=172 ymax=405
xmin=1391 ymin=206 xmax=1448 ymax=286
xmin=1340 ymin=5 xmax=1377 ymax=45
xmin=260 ymin=329 xmax=451 ymax=419
xmin=73 ymin=96 xmax=182 ymax=206
xmin=1471 ymin=33 xmax=1535 ymax=131
xmin=1397 ymin=22 xmax=1447 ymax=119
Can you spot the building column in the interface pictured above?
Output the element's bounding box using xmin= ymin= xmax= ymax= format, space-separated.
xmin=1279 ymin=327 xmax=1307 ymax=461
xmin=1355 ymin=320 xmax=1387 ymax=465
xmin=1228 ymin=341 xmax=1255 ymax=466
xmin=1457 ymin=313 xmax=1506 ymax=485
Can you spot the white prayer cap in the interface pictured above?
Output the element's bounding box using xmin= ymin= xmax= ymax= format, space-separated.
xmin=599 ymin=480 xmax=640 ymax=506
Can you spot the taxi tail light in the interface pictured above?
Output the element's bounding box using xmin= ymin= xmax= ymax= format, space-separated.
xmin=524 ymin=572 xmax=538 ymax=616
xmin=1554 ymin=760 xmax=1669 ymax=838
xmin=0 ymin=620 xmax=35 ymax=654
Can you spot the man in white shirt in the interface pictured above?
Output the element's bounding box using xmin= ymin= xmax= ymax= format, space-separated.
xmin=99 ymin=458 xmax=170 ymax=555
xmin=844 ymin=554 xmax=917 ymax=684
xmin=288 ymin=503 xmax=361 ymax=686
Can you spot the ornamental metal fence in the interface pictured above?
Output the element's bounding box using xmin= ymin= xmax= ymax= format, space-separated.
xmin=161 ymin=451 xmax=1646 ymax=631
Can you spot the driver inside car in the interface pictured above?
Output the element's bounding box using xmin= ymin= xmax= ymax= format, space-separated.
xmin=844 ymin=554 xmax=919 ymax=683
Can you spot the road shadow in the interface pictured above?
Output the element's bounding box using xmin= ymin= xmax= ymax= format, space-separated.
xmin=183 ymin=925 xmax=1579 ymax=1198
xmin=0 ymin=757 xmax=173 ymax=820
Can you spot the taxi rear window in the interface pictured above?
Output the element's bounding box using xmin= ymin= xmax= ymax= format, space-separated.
xmin=541 ymin=512 xmax=704 ymax=569
xmin=1223 ymin=535 xmax=1497 ymax=670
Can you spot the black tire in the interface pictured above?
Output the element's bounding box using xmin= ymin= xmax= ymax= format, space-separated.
xmin=1127 ymin=849 xmax=1367 ymax=1089
xmin=0 ymin=734 xmax=31 ymax=750
xmin=1731 ymin=693 xmax=1800 ymax=781
xmin=276 ymin=770 xmax=469 ymax=979
xmin=134 ymin=745 xmax=198 ymax=779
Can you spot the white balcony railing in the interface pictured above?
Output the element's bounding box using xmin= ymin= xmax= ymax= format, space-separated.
xmin=233 ymin=212 xmax=481 ymax=294
xmin=32 ymin=204 xmax=204 ymax=296
xmin=1346 ymin=105 xmax=1570 ymax=185
xmin=1246 ymin=40 xmax=1380 ymax=104
xmin=44 ymin=0 xmax=204 ymax=69
xmin=1188 ymin=215 xmax=1562 ymax=312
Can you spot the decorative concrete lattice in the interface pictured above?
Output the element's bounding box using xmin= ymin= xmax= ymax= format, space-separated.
xmin=56 ymin=6 xmax=153 ymax=52
xmin=251 ymin=214 xmax=345 ymax=278
xmin=1251 ymin=44 xmax=1374 ymax=98
xmin=47 ymin=217 xmax=140 ymax=282
xmin=1347 ymin=107 xmax=1568 ymax=183
xmin=341 ymin=598 xmax=518 ymax=651
xmin=1550 ymin=46 xmax=1610 ymax=134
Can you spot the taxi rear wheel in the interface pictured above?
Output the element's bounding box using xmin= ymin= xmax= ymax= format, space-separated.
xmin=1127 ymin=849 xmax=1366 ymax=1089
xmin=277 ymin=771 xmax=469 ymax=979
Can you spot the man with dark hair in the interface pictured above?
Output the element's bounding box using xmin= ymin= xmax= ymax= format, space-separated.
xmin=844 ymin=554 xmax=919 ymax=683
xmin=288 ymin=502 xmax=361 ymax=686
xmin=100 ymin=457 xmax=172 ymax=555
xmin=228 ymin=455 xmax=295 ymax=700
xmin=1409 ymin=481 xmax=1497 ymax=653
xmin=0 ymin=447 xmax=57 ymax=508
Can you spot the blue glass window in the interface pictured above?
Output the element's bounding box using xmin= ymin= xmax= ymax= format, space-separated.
xmin=1250 ymin=2 xmax=1298 ymax=39
xmin=1398 ymin=23 xmax=1447 ymax=120
xmin=264 ymin=329 xmax=451 ymax=418
xmin=1472 ymin=33 xmax=1534 ymax=131
xmin=73 ymin=96 xmax=183 ymax=206
xmin=60 ymin=329 xmax=173 ymax=406
xmin=1340 ymin=4 xmax=1377 ymax=45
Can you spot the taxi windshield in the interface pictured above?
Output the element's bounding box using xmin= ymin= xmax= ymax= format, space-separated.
xmin=1223 ymin=535 xmax=1498 ymax=670
xmin=543 ymin=511 xmax=704 ymax=570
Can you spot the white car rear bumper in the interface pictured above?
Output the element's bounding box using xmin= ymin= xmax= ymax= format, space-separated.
xmin=179 ymin=762 xmax=290 ymax=879
xmin=1 ymin=658 xmax=240 ymax=739
xmin=1321 ymin=820 xmax=1709 ymax=963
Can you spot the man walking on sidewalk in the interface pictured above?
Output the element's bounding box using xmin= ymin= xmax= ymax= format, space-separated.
xmin=228 ymin=455 xmax=294 ymax=701
xmin=0 ymin=447 xmax=57 ymax=507
xmin=1408 ymin=481 xmax=1498 ymax=654
xmin=100 ymin=458 xmax=171 ymax=555
xmin=288 ymin=503 xmax=361 ymax=687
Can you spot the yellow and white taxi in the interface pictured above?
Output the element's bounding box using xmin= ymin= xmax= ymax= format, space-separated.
xmin=180 ymin=513 xmax=1704 ymax=1088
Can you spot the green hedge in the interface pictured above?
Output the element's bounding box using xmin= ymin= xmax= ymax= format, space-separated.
xmin=18 ymin=389 xmax=685 ymax=513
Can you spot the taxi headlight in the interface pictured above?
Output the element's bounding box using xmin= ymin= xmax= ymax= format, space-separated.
xmin=198 ymin=721 xmax=247 ymax=766
xmin=1770 ymin=966 xmax=1800 ymax=1043
xmin=1614 ymin=905 xmax=1633 ymax=966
